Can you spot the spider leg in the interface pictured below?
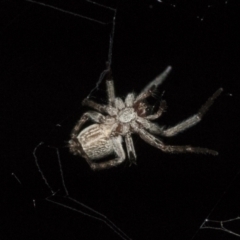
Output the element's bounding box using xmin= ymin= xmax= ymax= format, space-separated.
xmin=161 ymin=88 xmax=223 ymax=137
xmin=82 ymin=98 xmax=108 ymax=113
xmin=146 ymin=100 xmax=167 ymax=120
xmin=134 ymin=88 xmax=154 ymax=104
xmin=133 ymin=127 xmax=218 ymax=155
xmin=124 ymin=134 xmax=137 ymax=165
xmin=82 ymin=98 xmax=117 ymax=116
xmin=135 ymin=66 xmax=172 ymax=102
xmin=70 ymin=111 xmax=105 ymax=138
xmin=90 ymin=136 xmax=126 ymax=171
xmin=105 ymin=67 xmax=116 ymax=107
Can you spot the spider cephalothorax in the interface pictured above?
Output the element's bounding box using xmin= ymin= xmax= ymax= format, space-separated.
xmin=69 ymin=66 xmax=222 ymax=170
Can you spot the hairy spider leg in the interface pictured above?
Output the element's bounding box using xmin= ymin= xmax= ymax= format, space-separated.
xmin=105 ymin=65 xmax=116 ymax=107
xmin=135 ymin=66 xmax=172 ymax=102
xmin=132 ymin=125 xmax=218 ymax=155
xmin=82 ymin=97 xmax=118 ymax=117
xmin=70 ymin=111 xmax=105 ymax=138
xmin=161 ymin=88 xmax=223 ymax=137
xmin=146 ymin=100 xmax=167 ymax=120
xmin=90 ymin=136 xmax=126 ymax=171
xmin=133 ymin=66 xmax=170 ymax=121
xmin=124 ymin=133 xmax=137 ymax=165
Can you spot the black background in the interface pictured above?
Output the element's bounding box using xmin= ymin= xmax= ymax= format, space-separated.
xmin=1 ymin=0 xmax=240 ymax=240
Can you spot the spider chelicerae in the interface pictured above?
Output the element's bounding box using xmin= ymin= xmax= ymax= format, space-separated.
xmin=69 ymin=65 xmax=222 ymax=170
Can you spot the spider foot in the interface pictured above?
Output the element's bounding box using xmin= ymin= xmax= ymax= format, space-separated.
xmin=198 ymin=88 xmax=223 ymax=118
xmin=128 ymin=159 xmax=137 ymax=166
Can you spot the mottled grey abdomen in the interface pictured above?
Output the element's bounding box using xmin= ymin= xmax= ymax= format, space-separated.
xmin=77 ymin=124 xmax=114 ymax=160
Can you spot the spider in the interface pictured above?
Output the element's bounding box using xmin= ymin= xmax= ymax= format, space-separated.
xmin=69 ymin=65 xmax=223 ymax=170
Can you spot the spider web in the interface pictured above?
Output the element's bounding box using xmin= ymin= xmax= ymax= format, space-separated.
xmin=2 ymin=1 xmax=240 ymax=240
xmin=32 ymin=142 xmax=132 ymax=240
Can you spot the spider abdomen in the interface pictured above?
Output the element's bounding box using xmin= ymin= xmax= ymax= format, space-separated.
xmin=77 ymin=124 xmax=114 ymax=160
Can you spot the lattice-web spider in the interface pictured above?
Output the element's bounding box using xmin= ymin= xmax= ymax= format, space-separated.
xmin=69 ymin=65 xmax=222 ymax=170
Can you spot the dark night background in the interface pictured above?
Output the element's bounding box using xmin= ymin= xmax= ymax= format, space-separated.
xmin=1 ymin=0 xmax=240 ymax=240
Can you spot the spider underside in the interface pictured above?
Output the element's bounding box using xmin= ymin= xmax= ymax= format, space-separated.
xmin=69 ymin=66 xmax=222 ymax=170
